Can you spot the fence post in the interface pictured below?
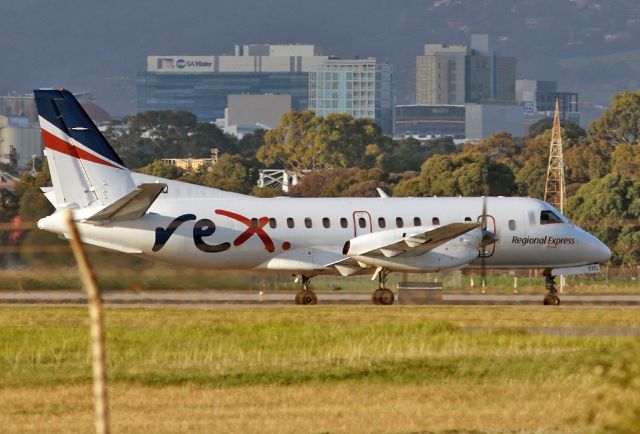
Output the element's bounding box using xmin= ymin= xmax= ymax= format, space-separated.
xmin=65 ymin=210 xmax=110 ymax=434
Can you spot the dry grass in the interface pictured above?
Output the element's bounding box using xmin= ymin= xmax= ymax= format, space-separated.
xmin=0 ymin=382 xmax=591 ymax=434
xmin=1 ymin=306 xmax=638 ymax=433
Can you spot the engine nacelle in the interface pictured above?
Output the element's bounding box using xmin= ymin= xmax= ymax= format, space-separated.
xmin=343 ymin=227 xmax=433 ymax=256
xmin=343 ymin=225 xmax=482 ymax=272
xmin=352 ymin=243 xmax=479 ymax=272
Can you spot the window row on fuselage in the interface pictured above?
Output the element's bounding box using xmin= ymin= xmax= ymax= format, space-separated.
xmin=244 ymin=210 xmax=562 ymax=232
xmin=249 ymin=215 xmax=458 ymax=230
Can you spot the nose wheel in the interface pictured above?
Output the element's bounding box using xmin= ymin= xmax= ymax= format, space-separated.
xmin=295 ymin=275 xmax=317 ymax=305
xmin=372 ymin=268 xmax=395 ymax=305
xmin=543 ymin=269 xmax=560 ymax=306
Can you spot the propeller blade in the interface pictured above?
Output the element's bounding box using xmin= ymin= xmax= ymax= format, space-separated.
xmin=480 ymin=196 xmax=488 ymax=290
xmin=481 ymin=196 xmax=487 ymax=231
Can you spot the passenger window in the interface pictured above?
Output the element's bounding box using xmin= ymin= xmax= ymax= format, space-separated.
xmin=378 ymin=217 xmax=386 ymax=228
xmin=464 ymin=217 xmax=472 ymax=222
xmin=432 ymin=217 xmax=440 ymax=225
xmin=340 ymin=217 xmax=348 ymax=228
xmin=322 ymin=217 xmax=330 ymax=228
xmin=413 ymin=217 xmax=421 ymax=226
xmin=508 ymin=220 xmax=516 ymax=231
xmin=540 ymin=210 xmax=562 ymax=225
xmin=287 ymin=217 xmax=295 ymax=228
xmin=396 ymin=217 xmax=404 ymax=228
xmin=358 ymin=217 xmax=366 ymax=228
xmin=269 ymin=217 xmax=277 ymax=229
xmin=251 ymin=218 xmax=259 ymax=228
xmin=305 ymin=217 xmax=313 ymax=228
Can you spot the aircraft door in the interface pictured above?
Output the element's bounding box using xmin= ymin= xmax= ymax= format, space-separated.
xmin=477 ymin=214 xmax=496 ymax=257
xmin=352 ymin=211 xmax=372 ymax=237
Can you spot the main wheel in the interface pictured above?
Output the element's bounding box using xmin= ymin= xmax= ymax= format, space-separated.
xmin=295 ymin=290 xmax=305 ymax=305
xmin=543 ymin=293 xmax=560 ymax=306
xmin=301 ymin=290 xmax=317 ymax=305
xmin=379 ymin=289 xmax=395 ymax=305
xmin=371 ymin=289 xmax=382 ymax=305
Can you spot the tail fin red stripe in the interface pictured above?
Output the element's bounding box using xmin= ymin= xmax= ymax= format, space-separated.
xmin=41 ymin=129 xmax=120 ymax=169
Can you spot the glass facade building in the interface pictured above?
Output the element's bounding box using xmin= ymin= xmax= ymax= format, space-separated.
xmin=136 ymin=71 xmax=310 ymax=122
xmin=308 ymin=59 xmax=393 ymax=134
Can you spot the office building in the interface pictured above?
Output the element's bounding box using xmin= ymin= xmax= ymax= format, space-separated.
xmin=465 ymin=34 xmax=516 ymax=103
xmin=416 ymin=35 xmax=516 ymax=106
xmin=137 ymin=44 xmax=328 ymax=122
xmin=308 ymin=58 xmax=394 ymax=134
xmin=394 ymin=105 xmax=465 ymax=140
xmin=416 ymin=44 xmax=467 ymax=105
xmin=465 ymin=103 xmax=524 ymax=140
xmin=516 ymin=80 xmax=580 ymax=127
xmin=216 ymin=94 xmax=292 ymax=138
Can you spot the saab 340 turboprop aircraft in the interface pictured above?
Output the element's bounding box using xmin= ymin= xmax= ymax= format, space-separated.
xmin=34 ymin=89 xmax=611 ymax=305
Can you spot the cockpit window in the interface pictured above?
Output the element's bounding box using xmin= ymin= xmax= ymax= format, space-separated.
xmin=540 ymin=210 xmax=563 ymax=225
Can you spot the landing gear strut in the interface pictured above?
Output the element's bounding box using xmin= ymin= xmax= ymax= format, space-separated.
xmin=372 ymin=268 xmax=395 ymax=305
xmin=543 ymin=269 xmax=560 ymax=306
xmin=295 ymin=275 xmax=317 ymax=305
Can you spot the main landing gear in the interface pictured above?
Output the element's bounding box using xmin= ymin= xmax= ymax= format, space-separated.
xmin=543 ymin=269 xmax=560 ymax=306
xmin=294 ymin=275 xmax=317 ymax=305
xmin=372 ymin=268 xmax=395 ymax=305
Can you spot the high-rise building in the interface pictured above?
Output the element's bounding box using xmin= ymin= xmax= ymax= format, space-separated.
xmin=416 ymin=44 xmax=467 ymax=105
xmin=137 ymin=44 xmax=329 ymax=122
xmin=465 ymin=34 xmax=516 ymax=103
xmin=308 ymin=58 xmax=394 ymax=134
xmin=416 ymin=35 xmax=516 ymax=106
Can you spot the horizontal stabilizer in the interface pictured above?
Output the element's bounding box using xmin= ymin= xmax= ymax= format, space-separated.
xmin=86 ymin=183 xmax=166 ymax=222
xmin=40 ymin=187 xmax=57 ymax=206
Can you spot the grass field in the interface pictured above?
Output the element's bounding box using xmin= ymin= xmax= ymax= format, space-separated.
xmin=1 ymin=306 xmax=639 ymax=433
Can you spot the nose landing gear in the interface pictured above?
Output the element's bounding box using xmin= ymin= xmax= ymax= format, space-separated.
xmin=295 ymin=275 xmax=317 ymax=305
xmin=543 ymin=269 xmax=560 ymax=306
xmin=372 ymin=268 xmax=395 ymax=305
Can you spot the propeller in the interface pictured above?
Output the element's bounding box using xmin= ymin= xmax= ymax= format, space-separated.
xmin=478 ymin=196 xmax=498 ymax=290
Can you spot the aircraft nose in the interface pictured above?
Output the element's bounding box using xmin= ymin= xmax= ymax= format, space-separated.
xmin=595 ymin=241 xmax=612 ymax=263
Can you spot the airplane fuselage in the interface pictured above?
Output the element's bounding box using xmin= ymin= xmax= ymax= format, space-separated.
xmin=39 ymin=194 xmax=610 ymax=274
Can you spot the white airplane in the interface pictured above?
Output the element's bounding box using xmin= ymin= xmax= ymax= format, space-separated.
xmin=34 ymin=89 xmax=611 ymax=305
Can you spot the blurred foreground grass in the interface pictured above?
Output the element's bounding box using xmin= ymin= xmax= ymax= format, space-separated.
xmin=1 ymin=265 xmax=639 ymax=293
xmin=0 ymin=306 xmax=639 ymax=432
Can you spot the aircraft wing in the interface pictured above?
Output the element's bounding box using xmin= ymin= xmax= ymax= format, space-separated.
xmin=369 ymin=223 xmax=480 ymax=257
xmin=327 ymin=223 xmax=480 ymax=275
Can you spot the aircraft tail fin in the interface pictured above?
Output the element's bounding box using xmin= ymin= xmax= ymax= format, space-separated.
xmin=34 ymin=89 xmax=135 ymax=210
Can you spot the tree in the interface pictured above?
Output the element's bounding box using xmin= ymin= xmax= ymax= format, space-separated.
xmin=611 ymin=143 xmax=640 ymax=181
xmin=289 ymin=168 xmax=386 ymax=198
xmin=528 ymin=118 xmax=585 ymax=142
xmin=201 ymin=154 xmax=252 ymax=194
xmin=514 ymin=133 xmax=553 ymax=198
xmin=564 ymin=140 xmax=612 ymax=184
xmin=382 ymin=137 xmax=456 ymax=174
xmin=566 ymin=174 xmax=640 ymax=265
xmin=393 ymin=152 xmax=516 ymax=197
xmin=588 ymin=91 xmax=640 ymax=146
xmin=257 ymin=110 xmax=332 ymax=172
xmin=106 ymin=110 xmax=237 ymax=168
xmin=138 ymin=160 xmax=185 ymax=179
xmin=257 ymin=111 xmax=388 ymax=173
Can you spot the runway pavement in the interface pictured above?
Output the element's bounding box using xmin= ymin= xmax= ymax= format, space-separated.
xmin=1 ymin=290 xmax=639 ymax=307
